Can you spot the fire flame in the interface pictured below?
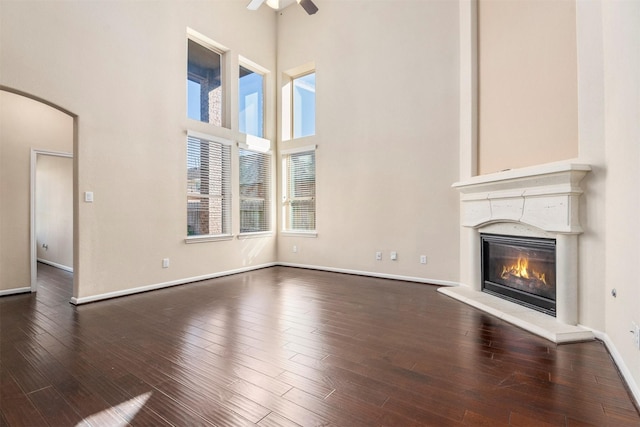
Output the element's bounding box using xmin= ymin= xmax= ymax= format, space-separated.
xmin=501 ymin=256 xmax=547 ymax=285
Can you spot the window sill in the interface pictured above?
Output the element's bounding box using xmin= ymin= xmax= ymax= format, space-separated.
xmin=237 ymin=232 xmax=274 ymax=240
xmin=185 ymin=234 xmax=234 ymax=244
xmin=280 ymin=231 xmax=318 ymax=238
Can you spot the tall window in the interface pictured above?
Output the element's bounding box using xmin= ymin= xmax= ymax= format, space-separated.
xmin=282 ymin=149 xmax=316 ymax=232
xmin=239 ymin=148 xmax=271 ymax=233
xmin=239 ymin=65 xmax=264 ymax=137
xmin=187 ymin=38 xmax=223 ymax=126
xmin=187 ymin=133 xmax=232 ymax=237
xmin=293 ymin=72 xmax=316 ymax=139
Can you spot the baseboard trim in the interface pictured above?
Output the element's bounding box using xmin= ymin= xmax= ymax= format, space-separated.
xmin=582 ymin=326 xmax=640 ymax=410
xmin=38 ymin=258 xmax=73 ymax=273
xmin=70 ymin=262 xmax=458 ymax=305
xmin=0 ymin=286 xmax=32 ymax=297
xmin=277 ymin=262 xmax=460 ymax=287
xmin=70 ymin=262 xmax=277 ymax=305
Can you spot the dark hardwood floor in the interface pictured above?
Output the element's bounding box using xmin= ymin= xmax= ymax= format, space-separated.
xmin=1 ymin=264 xmax=639 ymax=426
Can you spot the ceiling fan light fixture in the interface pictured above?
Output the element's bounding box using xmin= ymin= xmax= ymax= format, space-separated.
xmin=265 ymin=0 xmax=280 ymax=9
xmin=247 ymin=0 xmax=318 ymax=14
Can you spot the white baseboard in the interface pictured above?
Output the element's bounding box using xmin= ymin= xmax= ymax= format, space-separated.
xmin=38 ymin=258 xmax=73 ymax=273
xmin=70 ymin=262 xmax=277 ymax=305
xmin=582 ymin=326 xmax=640 ymax=410
xmin=70 ymin=262 xmax=458 ymax=305
xmin=0 ymin=286 xmax=32 ymax=297
xmin=277 ymin=262 xmax=461 ymax=287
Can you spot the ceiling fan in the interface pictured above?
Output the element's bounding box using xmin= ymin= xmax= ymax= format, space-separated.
xmin=247 ymin=0 xmax=318 ymax=15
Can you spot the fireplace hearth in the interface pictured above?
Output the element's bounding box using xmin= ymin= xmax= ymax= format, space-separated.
xmin=481 ymin=233 xmax=556 ymax=316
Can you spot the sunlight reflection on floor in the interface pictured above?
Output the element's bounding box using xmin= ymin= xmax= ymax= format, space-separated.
xmin=77 ymin=391 xmax=152 ymax=426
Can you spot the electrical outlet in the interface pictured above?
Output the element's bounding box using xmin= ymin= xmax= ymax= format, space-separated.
xmin=632 ymin=322 xmax=640 ymax=350
xmin=375 ymin=251 xmax=382 ymax=261
xmin=162 ymin=258 xmax=170 ymax=268
xmin=390 ymin=251 xmax=397 ymax=261
xmin=293 ymin=245 xmax=298 ymax=253
xmin=420 ymin=255 xmax=427 ymax=264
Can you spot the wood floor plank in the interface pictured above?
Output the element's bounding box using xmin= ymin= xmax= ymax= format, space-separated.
xmin=0 ymin=395 xmax=49 ymax=427
xmin=257 ymin=411 xmax=304 ymax=427
xmin=27 ymin=386 xmax=82 ymax=426
xmin=227 ymin=379 xmax=331 ymax=426
xmin=1 ymin=263 xmax=638 ymax=426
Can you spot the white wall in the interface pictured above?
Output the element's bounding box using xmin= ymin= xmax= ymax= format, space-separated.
xmin=276 ymin=1 xmax=461 ymax=283
xmin=601 ymin=0 xmax=640 ymax=397
xmin=0 ymin=90 xmax=74 ymax=293
xmin=36 ymin=155 xmax=74 ymax=270
xmin=0 ymin=1 xmax=278 ymax=300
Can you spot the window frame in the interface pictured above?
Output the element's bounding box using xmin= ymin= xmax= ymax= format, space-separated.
xmin=238 ymin=141 xmax=273 ymax=236
xmin=291 ymin=71 xmax=316 ymax=140
xmin=186 ymin=29 xmax=229 ymax=128
xmin=281 ymin=63 xmax=316 ymax=142
xmin=185 ymin=130 xmax=234 ymax=243
xmin=281 ymin=145 xmax=317 ymax=237
xmin=238 ymin=58 xmax=267 ymax=138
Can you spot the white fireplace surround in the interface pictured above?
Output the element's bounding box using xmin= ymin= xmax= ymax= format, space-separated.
xmin=440 ymin=161 xmax=595 ymax=343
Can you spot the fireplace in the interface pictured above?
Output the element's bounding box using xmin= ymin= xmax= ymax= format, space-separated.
xmin=440 ymin=162 xmax=594 ymax=343
xmin=481 ymin=233 xmax=556 ymax=316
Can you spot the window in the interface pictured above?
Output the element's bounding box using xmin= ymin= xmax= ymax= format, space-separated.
xmin=292 ymin=72 xmax=316 ymax=139
xmin=187 ymin=38 xmax=224 ymax=125
xmin=239 ymin=65 xmax=264 ymax=137
xmin=239 ymin=147 xmax=271 ymax=233
xmin=187 ymin=132 xmax=232 ymax=238
xmin=282 ymin=148 xmax=316 ymax=232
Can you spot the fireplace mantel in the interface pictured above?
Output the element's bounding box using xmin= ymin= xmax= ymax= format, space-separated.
xmin=452 ymin=162 xmax=591 ymax=233
xmin=441 ymin=161 xmax=594 ymax=343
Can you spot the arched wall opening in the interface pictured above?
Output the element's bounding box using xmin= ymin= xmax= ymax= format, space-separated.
xmin=0 ymin=87 xmax=77 ymax=300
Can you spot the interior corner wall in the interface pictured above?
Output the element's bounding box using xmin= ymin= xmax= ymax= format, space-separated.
xmin=477 ymin=0 xmax=579 ymax=175
xmin=573 ymin=0 xmax=640 ymax=400
xmin=601 ymin=0 xmax=640 ymax=398
xmin=36 ymin=155 xmax=74 ymax=270
xmin=275 ymin=1 xmax=461 ymax=283
xmin=0 ymin=90 xmax=74 ymax=292
xmin=0 ymin=1 xmax=278 ymax=300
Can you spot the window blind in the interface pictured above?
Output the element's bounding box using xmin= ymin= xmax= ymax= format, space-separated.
xmin=239 ymin=148 xmax=271 ymax=233
xmin=283 ymin=150 xmax=316 ymax=231
xmin=187 ymin=134 xmax=231 ymax=236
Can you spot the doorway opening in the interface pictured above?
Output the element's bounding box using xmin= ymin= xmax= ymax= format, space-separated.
xmin=30 ymin=150 xmax=74 ymax=298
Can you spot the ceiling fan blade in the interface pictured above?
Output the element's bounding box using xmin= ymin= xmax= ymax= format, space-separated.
xmin=299 ymin=0 xmax=318 ymax=15
xmin=247 ymin=0 xmax=266 ymax=10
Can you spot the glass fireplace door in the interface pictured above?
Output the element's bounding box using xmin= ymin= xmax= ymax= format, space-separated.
xmin=481 ymin=234 xmax=557 ymax=316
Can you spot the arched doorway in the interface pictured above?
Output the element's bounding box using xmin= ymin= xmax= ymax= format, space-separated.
xmin=0 ymin=88 xmax=76 ymax=300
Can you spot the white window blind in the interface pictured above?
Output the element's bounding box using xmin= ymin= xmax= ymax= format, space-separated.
xmin=283 ymin=149 xmax=316 ymax=232
xmin=239 ymin=147 xmax=271 ymax=233
xmin=187 ymin=133 xmax=231 ymax=237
